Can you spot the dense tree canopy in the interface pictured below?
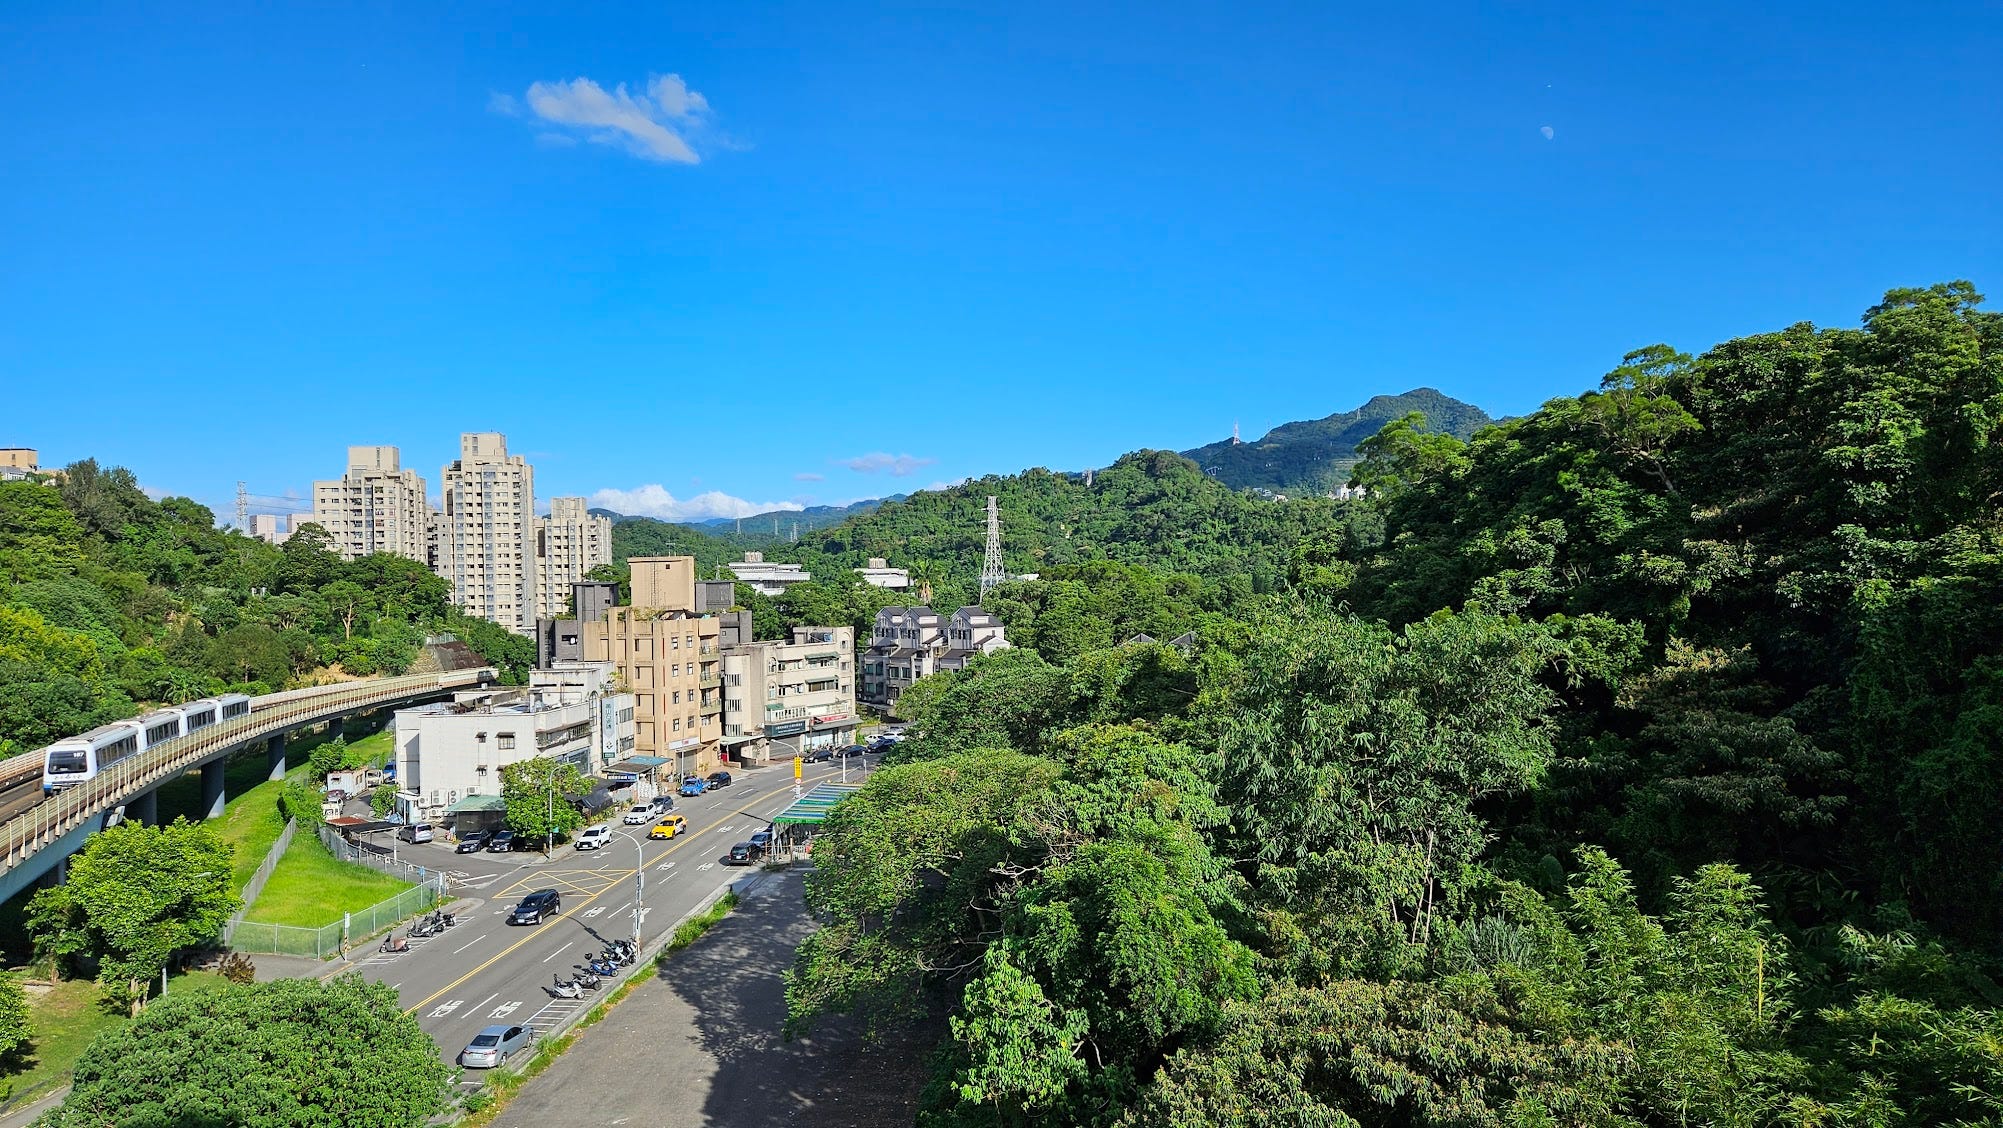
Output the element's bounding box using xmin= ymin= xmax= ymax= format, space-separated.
xmin=0 ymin=468 xmax=529 ymax=752
xmin=50 ymin=975 xmax=450 ymax=1128
xmin=785 ymin=282 xmax=2003 ymax=1126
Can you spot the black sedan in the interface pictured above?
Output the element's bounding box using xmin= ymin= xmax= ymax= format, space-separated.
xmin=706 ymin=770 xmax=733 ymax=788
xmin=837 ymin=744 xmax=869 ymax=759
xmin=804 ymin=747 xmax=835 ymax=763
xmin=486 ymin=830 xmax=516 ymax=853
xmin=455 ymin=831 xmax=490 ymax=854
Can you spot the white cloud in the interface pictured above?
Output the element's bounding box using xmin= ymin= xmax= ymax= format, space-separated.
xmin=793 ymin=472 xmax=825 ymax=482
xmin=590 ymin=484 xmax=801 ymax=521
xmin=921 ymin=478 xmax=971 ymax=493
xmin=1540 ymin=125 xmax=1555 ymax=140
xmin=506 ymin=73 xmax=715 ymax=163
xmin=842 ymin=452 xmax=936 ymax=476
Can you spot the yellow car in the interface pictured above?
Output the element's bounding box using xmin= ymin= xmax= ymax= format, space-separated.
xmin=648 ymin=815 xmax=689 ymax=840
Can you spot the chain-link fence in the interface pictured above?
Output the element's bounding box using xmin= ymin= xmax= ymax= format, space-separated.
xmin=316 ymin=823 xmax=441 ymax=885
xmin=224 ymin=875 xmax=442 ymax=958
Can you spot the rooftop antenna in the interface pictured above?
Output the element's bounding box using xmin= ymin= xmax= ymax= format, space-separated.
xmin=1232 ymin=421 xmax=1241 ymax=445
xmin=980 ymin=495 xmax=1004 ymax=599
xmin=235 ymin=481 xmax=249 ymax=530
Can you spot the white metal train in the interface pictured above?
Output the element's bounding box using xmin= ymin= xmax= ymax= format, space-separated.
xmin=41 ymin=693 xmax=251 ymax=794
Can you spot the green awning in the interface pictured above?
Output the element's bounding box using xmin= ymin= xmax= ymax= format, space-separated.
xmin=771 ymin=782 xmax=864 ymax=826
xmin=442 ymin=794 xmax=507 ymax=814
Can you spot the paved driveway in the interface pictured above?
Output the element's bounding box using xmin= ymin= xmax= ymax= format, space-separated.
xmin=494 ymin=869 xmax=930 ymax=1128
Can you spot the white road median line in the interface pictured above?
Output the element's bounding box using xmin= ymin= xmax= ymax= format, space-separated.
xmin=473 ymin=992 xmax=498 ymax=1013
xmin=454 ymin=934 xmax=486 ymax=955
xmin=542 ymin=941 xmax=573 ymax=964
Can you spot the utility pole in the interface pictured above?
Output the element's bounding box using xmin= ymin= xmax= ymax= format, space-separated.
xmin=980 ymin=496 xmax=1004 ymax=598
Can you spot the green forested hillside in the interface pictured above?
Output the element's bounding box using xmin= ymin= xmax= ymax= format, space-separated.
xmin=0 ymin=464 xmax=530 ymax=755
xmin=1181 ymin=386 xmax=1494 ymax=493
xmin=786 ymin=282 xmax=2003 ymax=1127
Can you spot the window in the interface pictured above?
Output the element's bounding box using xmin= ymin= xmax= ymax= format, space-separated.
xmin=672 ymin=717 xmax=681 ymax=731
xmin=497 ymin=733 xmax=516 ymax=750
xmin=672 ymin=690 xmax=681 ymax=704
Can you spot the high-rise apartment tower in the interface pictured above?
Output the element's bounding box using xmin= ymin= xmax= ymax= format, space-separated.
xmin=309 ymin=446 xmax=430 ymax=562
xmin=535 ymin=497 xmax=613 ymax=619
xmin=440 ymin=433 xmax=537 ymax=635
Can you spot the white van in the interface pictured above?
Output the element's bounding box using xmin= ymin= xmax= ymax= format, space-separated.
xmin=574 ymin=825 xmax=614 ymax=850
xmin=399 ymin=823 xmax=435 ymax=844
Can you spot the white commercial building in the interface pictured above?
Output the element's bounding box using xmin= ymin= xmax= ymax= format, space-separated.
xmin=440 ymin=432 xmax=537 ymax=635
xmin=726 ymin=551 xmax=810 ymax=597
xmin=309 ymin=445 xmax=430 ymax=562
xmin=391 ymin=661 xmax=634 ymax=824
xmin=535 ymin=497 xmax=613 ymax=620
xmin=854 ymin=557 xmax=910 ymax=589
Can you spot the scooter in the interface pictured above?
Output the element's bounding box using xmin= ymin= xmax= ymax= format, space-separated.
xmin=437 ymin=910 xmax=457 ymax=928
xmin=379 ymin=934 xmax=409 ymax=954
xmin=571 ymin=966 xmax=602 ymax=991
xmin=545 ymin=975 xmax=581 ymax=1000
xmin=410 ymin=917 xmax=440 ymax=939
xmin=605 ymin=941 xmax=636 ymax=965
xmin=588 ymin=955 xmax=618 ymax=977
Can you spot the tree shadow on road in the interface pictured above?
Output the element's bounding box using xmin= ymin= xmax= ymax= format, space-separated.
xmin=660 ymin=873 xmax=933 ymax=1128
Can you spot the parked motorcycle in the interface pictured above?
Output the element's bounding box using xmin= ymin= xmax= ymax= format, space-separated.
xmin=546 ymin=975 xmax=581 ymax=1000
xmin=571 ymin=966 xmax=602 ymax=991
xmin=409 ymin=918 xmax=439 ymax=939
xmin=379 ymin=934 xmax=409 ymax=954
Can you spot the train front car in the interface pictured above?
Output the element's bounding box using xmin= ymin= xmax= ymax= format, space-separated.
xmin=42 ymin=721 xmax=140 ymax=794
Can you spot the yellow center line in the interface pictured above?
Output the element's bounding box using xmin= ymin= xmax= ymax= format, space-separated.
xmin=398 ymin=772 xmax=837 ymax=1016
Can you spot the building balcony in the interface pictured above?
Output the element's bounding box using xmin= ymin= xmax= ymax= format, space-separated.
xmin=698 ymin=672 xmax=721 ymax=689
xmin=699 ymin=700 xmax=722 ymax=717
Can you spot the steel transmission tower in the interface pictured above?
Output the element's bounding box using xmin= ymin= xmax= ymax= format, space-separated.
xmin=235 ymin=482 xmax=249 ymax=530
xmin=980 ymin=496 xmax=1005 ymax=598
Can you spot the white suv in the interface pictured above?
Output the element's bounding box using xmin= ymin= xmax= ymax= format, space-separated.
xmin=574 ymin=825 xmax=614 ymax=850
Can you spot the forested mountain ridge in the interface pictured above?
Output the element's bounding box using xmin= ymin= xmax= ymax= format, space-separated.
xmin=784 ymin=281 xmax=2003 ymax=1127
xmin=1181 ymin=386 xmax=1494 ymax=493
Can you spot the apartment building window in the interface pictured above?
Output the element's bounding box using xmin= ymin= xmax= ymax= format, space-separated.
xmin=671 ymin=635 xmax=680 ymax=650
xmin=685 ymin=634 xmax=694 ymax=648
xmin=671 ymin=664 xmax=680 ymax=678
xmin=687 ymin=714 xmax=697 ymax=731
xmin=497 ymin=733 xmax=516 ymax=750
xmin=671 ymin=691 xmax=681 ymax=705
xmin=672 ymin=717 xmax=681 ymax=732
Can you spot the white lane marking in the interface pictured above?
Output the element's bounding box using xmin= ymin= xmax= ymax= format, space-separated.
xmin=490 ymin=1000 xmax=521 ymax=1018
xmin=608 ymin=902 xmax=631 ymax=917
xmin=453 ymin=934 xmax=486 ymax=954
xmin=541 ymin=941 xmax=573 ymax=964
xmin=427 ymin=1000 xmax=463 ymax=1018
xmin=582 ymin=907 xmax=605 ymax=918
xmin=472 ymin=992 xmax=498 ymax=1013
xmin=697 ymin=862 xmax=715 ymax=871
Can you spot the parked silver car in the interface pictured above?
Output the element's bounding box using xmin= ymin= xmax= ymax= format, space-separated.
xmin=460 ymin=1023 xmax=532 ymax=1068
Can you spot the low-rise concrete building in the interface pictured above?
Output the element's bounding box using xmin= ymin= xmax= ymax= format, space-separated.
xmin=391 ymin=661 xmax=633 ymax=824
xmin=726 ymin=551 xmax=810 ymax=597
xmin=720 ymin=626 xmax=856 ymax=763
xmin=0 ymin=449 xmax=38 ymax=481
xmin=535 ymin=580 xmax=621 ymax=668
xmin=854 ymin=557 xmax=910 ymax=589
xmin=249 ymin=513 xmax=294 ymax=545
xmin=861 ymin=605 xmax=1009 ymax=712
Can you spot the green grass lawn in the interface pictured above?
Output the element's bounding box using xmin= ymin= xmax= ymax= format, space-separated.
xmin=242 ymin=833 xmax=412 ymax=928
xmin=0 ymin=971 xmax=227 ymax=1108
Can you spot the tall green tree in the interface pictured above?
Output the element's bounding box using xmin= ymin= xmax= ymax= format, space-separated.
xmin=500 ymin=756 xmax=591 ymax=846
xmin=49 ymin=975 xmax=450 ymax=1128
xmin=27 ymin=818 xmax=238 ymax=1012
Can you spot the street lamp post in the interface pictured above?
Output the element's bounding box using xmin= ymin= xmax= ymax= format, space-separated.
xmin=632 ymin=832 xmax=645 ymax=951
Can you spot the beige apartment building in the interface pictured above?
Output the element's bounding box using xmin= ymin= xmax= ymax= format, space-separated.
xmin=439 ymin=433 xmax=537 ymax=635
xmin=534 ymin=497 xmax=613 ymax=619
xmin=720 ymin=626 xmax=857 ymax=763
xmin=309 ymin=446 xmax=430 ymax=562
xmin=581 ymin=556 xmax=723 ymax=776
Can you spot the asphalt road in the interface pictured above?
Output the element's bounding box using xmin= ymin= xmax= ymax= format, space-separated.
xmin=337 ymin=757 xmax=875 ymax=1086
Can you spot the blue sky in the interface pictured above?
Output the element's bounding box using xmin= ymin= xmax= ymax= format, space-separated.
xmin=3 ymin=2 xmax=1999 ymax=522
